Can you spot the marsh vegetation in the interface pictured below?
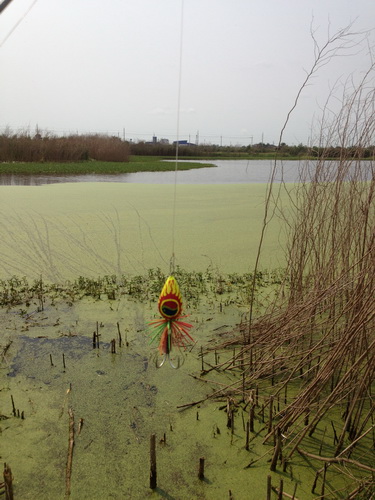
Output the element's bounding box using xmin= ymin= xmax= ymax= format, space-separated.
xmin=190 ymin=25 xmax=375 ymax=500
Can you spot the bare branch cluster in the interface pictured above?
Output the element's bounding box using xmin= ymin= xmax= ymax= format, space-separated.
xmin=195 ymin=25 xmax=375 ymax=496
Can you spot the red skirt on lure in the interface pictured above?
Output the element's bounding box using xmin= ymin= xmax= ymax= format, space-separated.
xmin=148 ymin=276 xmax=194 ymax=367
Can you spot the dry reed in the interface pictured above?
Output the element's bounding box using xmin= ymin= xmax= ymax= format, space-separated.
xmin=192 ymin=25 xmax=375 ymax=496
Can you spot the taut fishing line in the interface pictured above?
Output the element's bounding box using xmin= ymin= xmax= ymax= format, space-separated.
xmin=170 ymin=0 xmax=184 ymax=276
xmin=148 ymin=0 xmax=194 ymax=368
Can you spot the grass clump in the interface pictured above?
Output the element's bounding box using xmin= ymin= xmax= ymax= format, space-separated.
xmin=0 ymin=156 xmax=215 ymax=176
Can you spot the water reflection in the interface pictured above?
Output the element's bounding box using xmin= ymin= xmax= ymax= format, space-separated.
xmin=0 ymin=160 xmax=301 ymax=186
xmin=0 ymin=172 xmax=119 ymax=186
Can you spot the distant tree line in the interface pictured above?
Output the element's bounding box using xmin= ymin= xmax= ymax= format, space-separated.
xmin=129 ymin=140 xmax=375 ymax=158
xmin=1 ymin=130 xmax=373 ymax=162
xmin=276 ymin=142 xmax=375 ymax=159
xmin=129 ymin=140 xmax=281 ymax=157
xmin=0 ymin=131 xmax=130 ymax=162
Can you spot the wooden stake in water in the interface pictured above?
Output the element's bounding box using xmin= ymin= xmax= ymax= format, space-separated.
xmin=266 ymin=475 xmax=272 ymax=500
xmin=3 ymin=463 xmax=14 ymax=500
xmin=270 ymin=428 xmax=282 ymax=471
xmin=96 ymin=321 xmax=100 ymax=348
xmin=278 ymin=479 xmax=284 ymax=500
xmin=226 ymin=398 xmax=233 ymax=429
xmin=10 ymin=395 xmax=16 ymax=417
xmin=116 ymin=322 xmax=122 ymax=347
xmin=150 ymin=434 xmax=157 ymax=489
xmin=249 ymin=400 xmax=255 ymax=433
xmin=198 ymin=457 xmax=205 ymax=480
xmin=245 ymin=421 xmax=250 ymax=451
xmin=111 ymin=339 xmax=116 ymax=354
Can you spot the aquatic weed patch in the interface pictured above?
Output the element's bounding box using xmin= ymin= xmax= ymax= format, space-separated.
xmin=0 ymin=267 xmax=283 ymax=309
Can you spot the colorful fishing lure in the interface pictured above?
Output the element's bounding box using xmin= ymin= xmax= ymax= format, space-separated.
xmin=148 ymin=276 xmax=194 ymax=368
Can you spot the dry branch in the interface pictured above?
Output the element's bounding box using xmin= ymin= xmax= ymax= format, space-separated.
xmin=65 ymin=407 xmax=75 ymax=497
xmin=296 ymin=447 xmax=375 ymax=473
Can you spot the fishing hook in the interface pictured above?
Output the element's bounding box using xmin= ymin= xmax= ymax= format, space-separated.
xmin=155 ymin=353 xmax=167 ymax=368
xmin=155 ymin=352 xmax=181 ymax=369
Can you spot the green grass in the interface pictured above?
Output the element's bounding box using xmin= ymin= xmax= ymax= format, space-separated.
xmin=0 ymin=156 xmax=216 ymax=175
xmin=173 ymin=152 xmax=315 ymax=160
xmin=0 ymin=154 xmax=321 ymax=176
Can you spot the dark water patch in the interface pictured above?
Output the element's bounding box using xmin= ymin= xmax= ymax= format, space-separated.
xmin=7 ymin=335 xmax=109 ymax=378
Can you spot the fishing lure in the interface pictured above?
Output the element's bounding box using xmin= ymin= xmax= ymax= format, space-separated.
xmin=148 ymin=275 xmax=193 ymax=368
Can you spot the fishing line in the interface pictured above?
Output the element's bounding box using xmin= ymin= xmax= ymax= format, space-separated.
xmin=147 ymin=1 xmax=195 ymax=369
xmin=170 ymin=0 xmax=184 ymax=275
xmin=0 ymin=0 xmax=39 ymax=48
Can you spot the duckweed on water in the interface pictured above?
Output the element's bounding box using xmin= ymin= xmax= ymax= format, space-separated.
xmin=0 ymin=269 xmax=372 ymax=499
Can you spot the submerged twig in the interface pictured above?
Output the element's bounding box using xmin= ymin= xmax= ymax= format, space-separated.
xmin=65 ymin=407 xmax=75 ymax=497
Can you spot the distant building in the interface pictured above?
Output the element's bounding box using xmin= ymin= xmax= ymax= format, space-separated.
xmin=147 ymin=136 xmax=169 ymax=144
xmin=172 ymin=139 xmax=195 ymax=146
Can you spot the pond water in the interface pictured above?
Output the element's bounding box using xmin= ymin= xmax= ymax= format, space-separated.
xmin=0 ymin=182 xmax=286 ymax=280
xmin=1 ymin=160 xmax=371 ymax=499
xmin=0 ymin=159 xmax=301 ymax=185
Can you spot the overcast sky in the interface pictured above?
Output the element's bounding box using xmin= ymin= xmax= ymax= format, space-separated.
xmin=0 ymin=0 xmax=374 ymax=146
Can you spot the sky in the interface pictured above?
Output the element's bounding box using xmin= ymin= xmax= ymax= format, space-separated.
xmin=0 ymin=0 xmax=374 ymax=146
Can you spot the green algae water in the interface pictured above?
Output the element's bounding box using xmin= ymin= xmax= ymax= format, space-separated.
xmin=0 ymin=183 xmax=371 ymax=499
xmin=1 ymin=289 xmax=364 ymax=499
xmin=0 ymin=183 xmax=285 ymax=281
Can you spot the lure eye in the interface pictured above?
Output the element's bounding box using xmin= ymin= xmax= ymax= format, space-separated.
xmin=159 ymin=299 xmax=181 ymax=319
